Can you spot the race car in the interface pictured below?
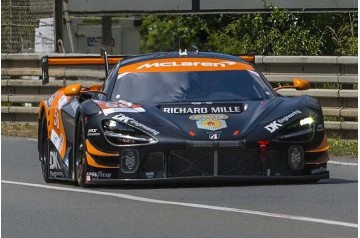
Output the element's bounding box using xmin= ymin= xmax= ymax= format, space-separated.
xmin=38 ymin=50 xmax=329 ymax=187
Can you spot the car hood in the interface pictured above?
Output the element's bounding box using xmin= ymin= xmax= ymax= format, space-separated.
xmin=95 ymin=98 xmax=284 ymax=140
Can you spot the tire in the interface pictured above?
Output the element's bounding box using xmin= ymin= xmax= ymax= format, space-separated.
xmin=39 ymin=114 xmax=52 ymax=183
xmin=75 ymin=116 xmax=89 ymax=187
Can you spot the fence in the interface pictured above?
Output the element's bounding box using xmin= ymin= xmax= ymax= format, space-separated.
xmin=1 ymin=54 xmax=358 ymax=138
xmin=1 ymin=0 xmax=55 ymax=53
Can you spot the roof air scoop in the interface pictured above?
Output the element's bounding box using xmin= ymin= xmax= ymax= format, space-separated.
xmin=179 ymin=49 xmax=188 ymax=56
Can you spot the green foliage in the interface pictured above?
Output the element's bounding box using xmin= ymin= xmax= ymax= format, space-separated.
xmin=140 ymin=9 xmax=357 ymax=56
xmin=328 ymin=138 xmax=358 ymax=158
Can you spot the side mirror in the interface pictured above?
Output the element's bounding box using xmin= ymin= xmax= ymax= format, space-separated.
xmin=274 ymin=78 xmax=310 ymax=91
xmin=293 ymin=78 xmax=310 ymax=90
xmin=64 ymin=83 xmax=82 ymax=96
xmin=87 ymin=84 xmax=102 ymax=91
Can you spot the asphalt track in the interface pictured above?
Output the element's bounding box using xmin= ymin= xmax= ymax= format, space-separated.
xmin=1 ymin=136 xmax=358 ymax=238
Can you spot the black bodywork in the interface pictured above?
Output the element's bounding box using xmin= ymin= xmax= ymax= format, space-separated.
xmin=38 ymin=52 xmax=329 ymax=186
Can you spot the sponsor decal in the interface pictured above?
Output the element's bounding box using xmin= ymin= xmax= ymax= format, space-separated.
xmin=98 ymin=100 xmax=145 ymax=116
xmin=209 ymin=133 xmax=221 ymax=140
xmin=47 ymin=93 xmax=56 ymax=107
xmin=264 ymin=121 xmax=283 ymax=133
xmin=145 ymin=172 xmax=155 ymax=179
xmin=57 ymin=95 xmax=68 ymax=109
xmin=112 ymin=113 xmax=159 ymax=136
xmin=50 ymin=129 xmax=64 ymax=153
xmin=197 ymin=119 xmax=227 ymax=131
xmin=189 ymin=114 xmax=228 ymax=120
xmin=265 ymin=110 xmax=302 ymax=133
xmin=277 ymin=110 xmax=302 ymax=123
xmin=49 ymin=151 xmax=61 ymax=170
xmin=163 ymin=105 xmax=242 ymax=114
xmin=137 ymin=61 xmax=237 ymax=70
xmin=49 ymin=151 xmax=63 ymax=177
xmin=86 ymin=171 xmax=112 ymax=179
xmin=311 ymin=167 xmax=327 ymax=175
xmin=87 ymin=129 xmax=100 ymax=136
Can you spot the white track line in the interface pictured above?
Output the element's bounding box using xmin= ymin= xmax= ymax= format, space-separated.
xmin=328 ymin=161 xmax=358 ymax=166
xmin=2 ymin=180 xmax=357 ymax=229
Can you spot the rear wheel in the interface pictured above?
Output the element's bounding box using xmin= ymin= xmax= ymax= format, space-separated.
xmin=75 ymin=116 xmax=89 ymax=187
xmin=39 ymin=114 xmax=52 ymax=183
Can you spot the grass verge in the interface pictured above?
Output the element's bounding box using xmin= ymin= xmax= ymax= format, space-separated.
xmin=1 ymin=122 xmax=358 ymax=159
xmin=328 ymin=138 xmax=358 ymax=158
xmin=1 ymin=122 xmax=38 ymax=138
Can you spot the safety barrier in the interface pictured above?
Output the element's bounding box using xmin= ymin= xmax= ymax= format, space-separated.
xmin=1 ymin=54 xmax=358 ymax=137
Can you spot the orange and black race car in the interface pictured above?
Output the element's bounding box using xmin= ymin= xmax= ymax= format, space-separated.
xmin=38 ymin=51 xmax=329 ymax=187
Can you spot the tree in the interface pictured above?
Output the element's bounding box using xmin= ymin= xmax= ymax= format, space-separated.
xmin=140 ymin=9 xmax=357 ymax=56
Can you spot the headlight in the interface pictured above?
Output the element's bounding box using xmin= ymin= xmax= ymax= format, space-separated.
xmin=103 ymin=120 xmax=156 ymax=145
xmin=104 ymin=120 xmax=135 ymax=133
xmin=277 ymin=116 xmax=315 ymax=142
xmin=300 ymin=117 xmax=314 ymax=126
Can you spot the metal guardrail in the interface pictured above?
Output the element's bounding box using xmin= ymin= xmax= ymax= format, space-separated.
xmin=1 ymin=54 xmax=358 ymax=137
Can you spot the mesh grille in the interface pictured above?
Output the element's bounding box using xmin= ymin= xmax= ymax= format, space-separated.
xmin=168 ymin=149 xmax=260 ymax=178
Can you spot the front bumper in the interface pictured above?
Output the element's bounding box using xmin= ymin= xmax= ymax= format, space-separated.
xmin=85 ymin=137 xmax=330 ymax=185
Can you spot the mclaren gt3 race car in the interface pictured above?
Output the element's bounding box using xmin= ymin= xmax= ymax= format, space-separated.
xmin=38 ymin=51 xmax=329 ymax=187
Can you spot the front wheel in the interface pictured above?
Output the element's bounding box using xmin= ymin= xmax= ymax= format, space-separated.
xmin=75 ymin=116 xmax=89 ymax=187
xmin=39 ymin=114 xmax=52 ymax=183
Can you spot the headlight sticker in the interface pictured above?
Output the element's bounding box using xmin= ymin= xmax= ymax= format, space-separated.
xmin=265 ymin=110 xmax=302 ymax=133
xmin=112 ymin=113 xmax=159 ymax=136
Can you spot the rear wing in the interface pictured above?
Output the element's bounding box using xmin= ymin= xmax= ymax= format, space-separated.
xmin=41 ymin=53 xmax=125 ymax=84
xmin=41 ymin=52 xmax=255 ymax=84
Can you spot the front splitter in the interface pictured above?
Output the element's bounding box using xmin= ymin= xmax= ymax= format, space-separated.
xmin=86 ymin=172 xmax=329 ymax=185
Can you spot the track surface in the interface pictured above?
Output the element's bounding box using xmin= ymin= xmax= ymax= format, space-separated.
xmin=2 ymin=137 xmax=358 ymax=238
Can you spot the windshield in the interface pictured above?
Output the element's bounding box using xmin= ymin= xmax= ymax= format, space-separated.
xmin=111 ymin=70 xmax=275 ymax=103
